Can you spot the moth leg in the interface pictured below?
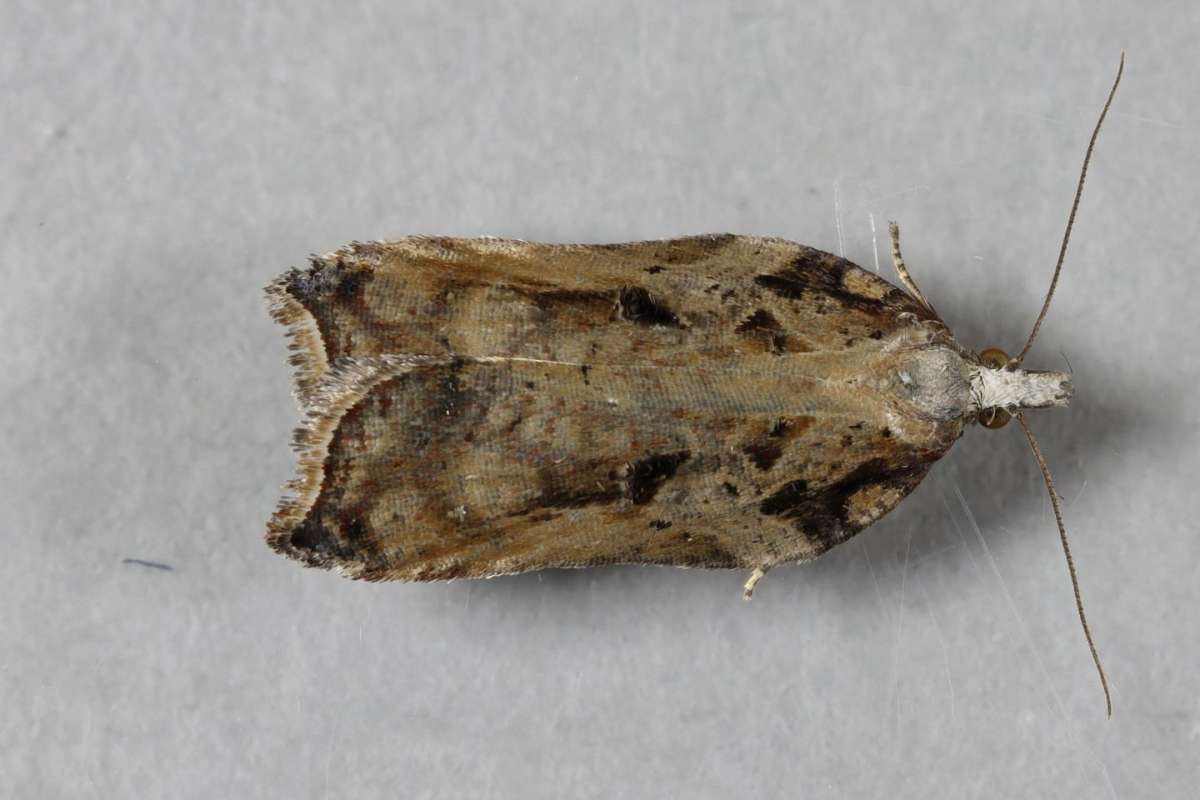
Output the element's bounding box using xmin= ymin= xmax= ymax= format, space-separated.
xmin=742 ymin=566 xmax=769 ymax=601
xmin=888 ymin=221 xmax=938 ymax=317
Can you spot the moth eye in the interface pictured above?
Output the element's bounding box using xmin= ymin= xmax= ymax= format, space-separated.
xmin=981 ymin=407 xmax=1012 ymax=429
xmin=979 ymin=347 xmax=1010 ymax=369
xmin=978 ymin=348 xmax=1012 ymax=429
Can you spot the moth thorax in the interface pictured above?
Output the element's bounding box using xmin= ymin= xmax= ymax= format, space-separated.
xmin=968 ymin=347 xmax=1071 ymax=427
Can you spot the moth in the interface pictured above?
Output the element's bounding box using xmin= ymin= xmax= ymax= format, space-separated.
xmin=266 ymin=57 xmax=1123 ymax=713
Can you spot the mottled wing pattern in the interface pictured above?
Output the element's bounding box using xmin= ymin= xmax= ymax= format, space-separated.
xmin=266 ymin=236 xmax=966 ymax=580
xmin=267 ymin=235 xmax=939 ymax=404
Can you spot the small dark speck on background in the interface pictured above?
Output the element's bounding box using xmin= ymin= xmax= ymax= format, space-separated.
xmin=122 ymin=558 xmax=174 ymax=572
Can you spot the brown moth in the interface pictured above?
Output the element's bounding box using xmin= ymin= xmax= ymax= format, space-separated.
xmin=266 ymin=57 xmax=1123 ymax=713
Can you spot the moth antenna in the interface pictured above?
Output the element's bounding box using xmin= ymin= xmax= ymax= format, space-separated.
xmin=1012 ymin=52 xmax=1123 ymax=367
xmin=1059 ymin=349 xmax=1074 ymax=376
xmin=1016 ymin=413 xmax=1112 ymax=717
xmin=888 ymin=221 xmax=938 ymax=318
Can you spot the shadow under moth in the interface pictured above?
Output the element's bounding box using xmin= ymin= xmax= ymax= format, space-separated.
xmin=266 ymin=57 xmax=1123 ymax=714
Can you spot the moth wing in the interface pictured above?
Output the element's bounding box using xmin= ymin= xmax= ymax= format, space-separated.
xmin=266 ymin=235 xmax=938 ymax=406
xmin=267 ymin=354 xmax=960 ymax=581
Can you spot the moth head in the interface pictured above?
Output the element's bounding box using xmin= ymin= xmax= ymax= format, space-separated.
xmin=969 ymin=347 xmax=1071 ymax=428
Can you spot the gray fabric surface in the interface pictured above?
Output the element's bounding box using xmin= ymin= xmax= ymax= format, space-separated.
xmin=4 ymin=2 xmax=1196 ymax=797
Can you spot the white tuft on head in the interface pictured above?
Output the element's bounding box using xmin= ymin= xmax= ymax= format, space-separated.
xmin=968 ymin=365 xmax=1072 ymax=415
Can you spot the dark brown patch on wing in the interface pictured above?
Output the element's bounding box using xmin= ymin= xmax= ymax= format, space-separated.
xmin=288 ymin=512 xmax=346 ymax=559
xmin=771 ymin=416 xmax=814 ymax=438
xmin=511 ymin=286 xmax=616 ymax=318
xmin=617 ymin=287 xmax=682 ymax=328
xmin=665 ymin=530 xmax=740 ymax=567
xmin=280 ymin=258 xmax=377 ymax=363
xmin=626 ymin=451 xmax=690 ymax=504
xmin=735 ymin=308 xmax=780 ymax=334
xmin=743 ymin=440 xmax=784 ymax=471
xmin=604 ymin=233 xmax=737 ymax=266
xmin=534 ymin=466 xmax=625 ymax=510
xmin=284 ymin=256 xmax=374 ymax=306
xmin=734 ymin=308 xmax=797 ymax=354
xmin=754 ymin=250 xmax=914 ymax=316
xmin=659 ymin=233 xmax=737 ymax=262
xmin=759 ymin=457 xmax=926 ymax=549
xmin=740 ymin=416 xmax=815 ymax=471
xmin=288 ymin=509 xmax=388 ymax=574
